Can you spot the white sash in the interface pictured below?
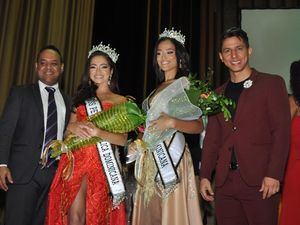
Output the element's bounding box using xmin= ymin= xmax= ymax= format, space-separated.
xmin=85 ymin=98 xmax=125 ymax=207
xmin=152 ymin=132 xmax=185 ymax=188
xmin=85 ymin=97 xmax=102 ymax=116
xmin=96 ymin=142 xmax=125 ymax=207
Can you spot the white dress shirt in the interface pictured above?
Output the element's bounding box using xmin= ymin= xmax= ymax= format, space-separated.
xmin=39 ymin=80 xmax=66 ymax=152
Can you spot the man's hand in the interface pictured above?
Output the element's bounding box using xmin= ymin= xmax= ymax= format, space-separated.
xmin=259 ymin=176 xmax=280 ymax=199
xmin=200 ymin=178 xmax=215 ymax=201
xmin=0 ymin=167 xmax=13 ymax=191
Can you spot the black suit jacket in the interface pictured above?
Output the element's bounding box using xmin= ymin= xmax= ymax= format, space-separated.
xmin=0 ymin=83 xmax=71 ymax=184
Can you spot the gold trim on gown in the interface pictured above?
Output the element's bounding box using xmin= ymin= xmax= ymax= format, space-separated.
xmin=132 ymin=141 xmax=203 ymax=225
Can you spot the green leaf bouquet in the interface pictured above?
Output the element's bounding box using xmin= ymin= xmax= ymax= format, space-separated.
xmin=41 ymin=101 xmax=146 ymax=166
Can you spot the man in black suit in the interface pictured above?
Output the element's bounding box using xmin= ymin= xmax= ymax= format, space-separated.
xmin=0 ymin=45 xmax=71 ymax=225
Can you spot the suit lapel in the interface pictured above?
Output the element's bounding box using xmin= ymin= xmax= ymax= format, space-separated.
xmin=32 ymin=83 xmax=44 ymax=120
xmin=233 ymin=70 xmax=259 ymax=124
xmin=60 ymin=90 xmax=71 ymax=127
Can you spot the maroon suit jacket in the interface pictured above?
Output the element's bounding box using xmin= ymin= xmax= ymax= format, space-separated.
xmin=200 ymin=69 xmax=290 ymax=187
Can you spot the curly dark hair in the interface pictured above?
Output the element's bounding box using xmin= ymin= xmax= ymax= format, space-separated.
xmin=290 ymin=59 xmax=300 ymax=105
xmin=153 ymin=37 xmax=191 ymax=84
xmin=72 ymin=51 xmax=119 ymax=108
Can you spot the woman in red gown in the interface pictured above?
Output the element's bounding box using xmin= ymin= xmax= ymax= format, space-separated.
xmin=45 ymin=43 xmax=127 ymax=225
xmin=280 ymin=60 xmax=300 ymax=225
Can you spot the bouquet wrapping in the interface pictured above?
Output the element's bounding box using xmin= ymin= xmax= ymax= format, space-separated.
xmin=141 ymin=77 xmax=202 ymax=149
xmin=140 ymin=75 xmax=235 ymax=150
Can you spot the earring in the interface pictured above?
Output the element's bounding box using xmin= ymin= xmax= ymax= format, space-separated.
xmin=179 ymin=59 xmax=182 ymax=69
xmin=88 ymin=79 xmax=92 ymax=86
xmin=108 ymin=74 xmax=112 ymax=86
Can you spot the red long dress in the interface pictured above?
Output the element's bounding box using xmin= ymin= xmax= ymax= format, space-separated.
xmin=280 ymin=115 xmax=300 ymax=225
xmin=45 ymin=102 xmax=126 ymax=225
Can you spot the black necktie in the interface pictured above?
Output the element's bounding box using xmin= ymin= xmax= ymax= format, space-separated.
xmin=44 ymin=87 xmax=57 ymax=148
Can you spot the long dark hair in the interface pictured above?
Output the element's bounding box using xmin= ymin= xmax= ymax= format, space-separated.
xmin=153 ymin=37 xmax=191 ymax=84
xmin=290 ymin=59 xmax=300 ymax=105
xmin=72 ymin=51 xmax=119 ymax=107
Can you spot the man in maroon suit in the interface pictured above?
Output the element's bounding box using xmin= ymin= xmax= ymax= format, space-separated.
xmin=199 ymin=27 xmax=290 ymax=225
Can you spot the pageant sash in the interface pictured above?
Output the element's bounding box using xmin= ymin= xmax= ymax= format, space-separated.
xmin=85 ymin=98 xmax=125 ymax=207
xmin=152 ymin=132 xmax=185 ymax=188
xmin=96 ymin=141 xmax=126 ymax=207
xmin=85 ymin=97 xmax=102 ymax=116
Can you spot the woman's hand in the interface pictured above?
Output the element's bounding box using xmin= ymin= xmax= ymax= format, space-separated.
xmin=66 ymin=121 xmax=93 ymax=138
xmin=149 ymin=112 xmax=203 ymax=134
xmin=85 ymin=122 xmax=102 ymax=137
xmin=80 ymin=122 xmax=128 ymax=146
xmin=148 ymin=112 xmax=174 ymax=132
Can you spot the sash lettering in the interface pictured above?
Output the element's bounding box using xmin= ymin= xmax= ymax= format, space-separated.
xmin=85 ymin=98 xmax=125 ymax=207
xmin=152 ymin=132 xmax=185 ymax=188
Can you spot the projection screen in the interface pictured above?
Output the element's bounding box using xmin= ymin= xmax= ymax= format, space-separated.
xmin=241 ymin=9 xmax=300 ymax=93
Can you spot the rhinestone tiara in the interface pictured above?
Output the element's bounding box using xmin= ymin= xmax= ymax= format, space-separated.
xmin=159 ymin=28 xmax=185 ymax=45
xmin=88 ymin=42 xmax=119 ymax=63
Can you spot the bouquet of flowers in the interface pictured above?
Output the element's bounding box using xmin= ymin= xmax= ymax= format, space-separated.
xmin=41 ymin=101 xmax=146 ymax=167
xmin=137 ymin=74 xmax=235 ymax=150
xmin=185 ymin=74 xmax=235 ymax=121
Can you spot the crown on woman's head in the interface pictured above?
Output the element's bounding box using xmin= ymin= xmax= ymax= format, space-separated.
xmin=159 ymin=28 xmax=185 ymax=45
xmin=88 ymin=42 xmax=119 ymax=63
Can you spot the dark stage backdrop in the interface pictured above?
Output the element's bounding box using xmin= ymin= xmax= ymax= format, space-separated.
xmin=91 ymin=0 xmax=224 ymax=104
xmin=91 ymin=0 xmax=300 ymax=104
xmin=0 ymin=0 xmax=299 ymax=112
